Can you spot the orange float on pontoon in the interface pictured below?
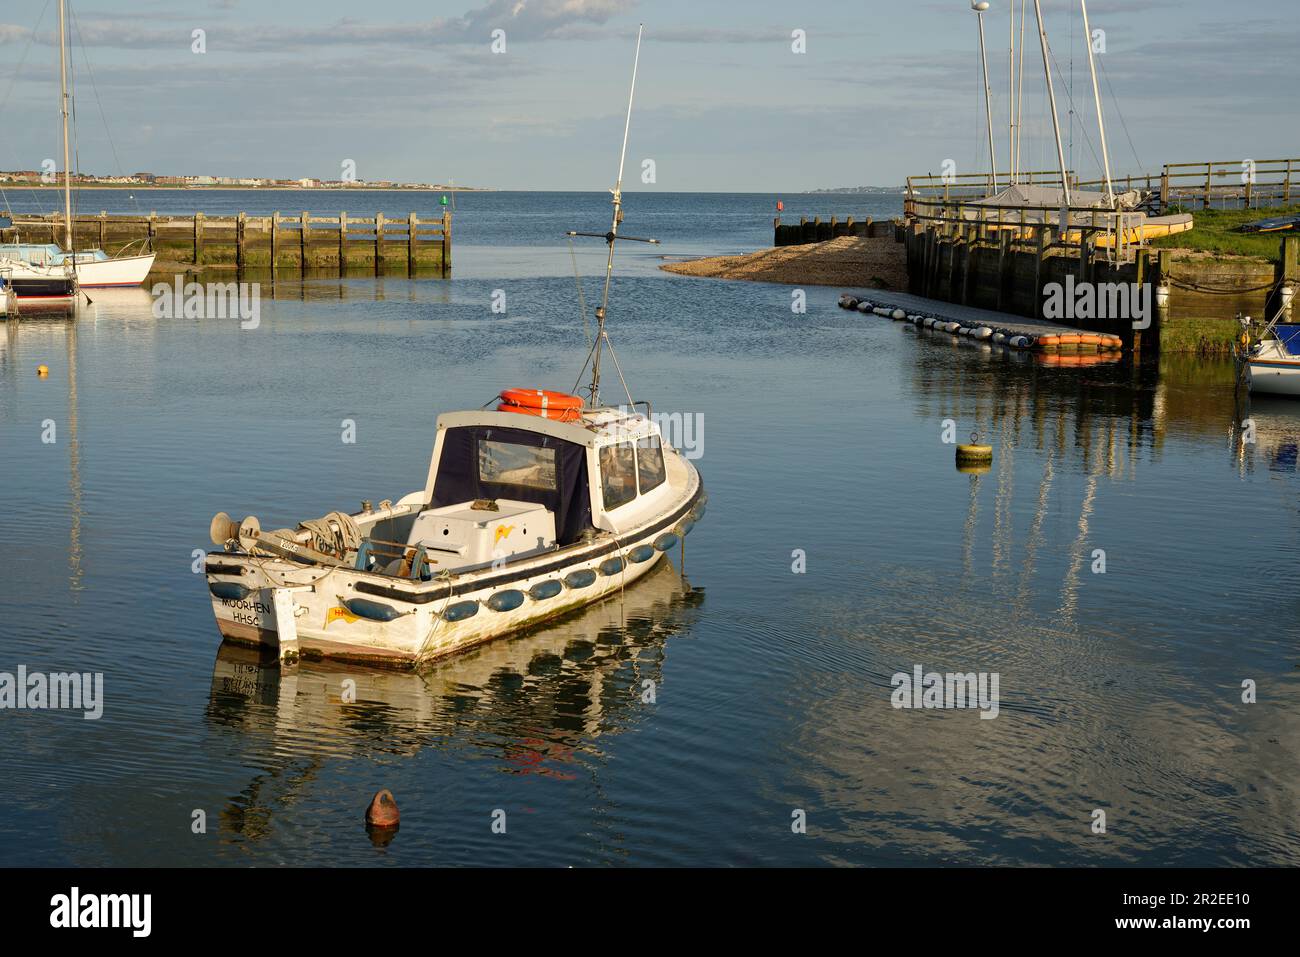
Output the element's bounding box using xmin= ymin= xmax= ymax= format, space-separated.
xmin=498 ymin=387 xmax=585 ymax=421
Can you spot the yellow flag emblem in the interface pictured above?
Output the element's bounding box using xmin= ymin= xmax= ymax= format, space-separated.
xmin=494 ymin=524 xmax=515 ymax=545
xmin=326 ymin=605 xmax=359 ymax=626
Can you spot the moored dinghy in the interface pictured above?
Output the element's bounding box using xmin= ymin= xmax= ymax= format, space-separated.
xmin=203 ymin=23 xmax=705 ymax=667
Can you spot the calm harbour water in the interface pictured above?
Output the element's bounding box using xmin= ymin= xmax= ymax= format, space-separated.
xmin=1 ymin=191 xmax=1298 ymax=867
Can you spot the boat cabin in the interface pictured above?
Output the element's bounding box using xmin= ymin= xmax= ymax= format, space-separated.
xmin=363 ymin=404 xmax=673 ymax=579
xmin=0 ymin=243 xmax=111 ymax=266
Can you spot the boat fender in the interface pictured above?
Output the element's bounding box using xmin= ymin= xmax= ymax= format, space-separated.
xmin=442 ymin=600 xmax=480 ymax=622
xmin=1009 ymin=335 xmax=1031 ymax=349
xmin=653 ymin=532 xmax=680 ymax=552
xmin=856 ymin=302 xmax=871 ymax=313
xmin=529 ymin=580 xmax=564 ymax=600
xmin=628 ymin=544 xmax=656 ymax=563
xmin=564 ymin=569 xmax=597 ymax=589
xmin=973 ymin=327 xmax=993 ymax=340
xmin=343 ymin=597 xmax=405 ymax=622
xmin=599 ymin=556 xmax=626 ymax=576
xmin=486 ymin=589 xmax=526 ymax=612
xmin=992 ymin=332 xmax=1007 ymax=345
xmin=891 ymin=309 xmax=907 ymax=321
xmin=209 ymin=580 xmax=251 ymax=601
xmin=873 ymin=307 xmax=891 ymax=317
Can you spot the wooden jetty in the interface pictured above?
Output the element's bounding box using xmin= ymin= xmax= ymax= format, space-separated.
xmin=906 ymin=157 xmax=1299 ymax=215
xmin=1 ymin=210 xmax=451 ymax=275
xmin=773 ymin=215 xmax=895 ymax=247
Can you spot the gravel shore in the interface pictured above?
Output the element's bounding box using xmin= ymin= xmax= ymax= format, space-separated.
xmin=660 ymin=235 xmax=907 ymax=289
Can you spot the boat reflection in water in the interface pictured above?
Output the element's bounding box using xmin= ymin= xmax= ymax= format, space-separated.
xmin=205 ymin=557 xmax=701 ymax=844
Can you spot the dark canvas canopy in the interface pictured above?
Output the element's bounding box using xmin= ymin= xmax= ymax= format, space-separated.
xmin=431 ymin=424 xmax=593 ymax=545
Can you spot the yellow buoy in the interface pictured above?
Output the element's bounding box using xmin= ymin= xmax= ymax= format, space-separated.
xmin=956 ymin=430 xmax=992 ymax=471
xmin=37 ymin=364 xmax=49 ymax=377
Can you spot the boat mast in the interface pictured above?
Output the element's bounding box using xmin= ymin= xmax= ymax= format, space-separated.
xmin=1008 ymin=1 xmax=1015 ymax=185
xmin=972 ymin=3 xmax=997 ymax=195
xmin=590 ymin=23 xmax=643 ymax=407
xmin=1015 ymin=0 xmax=1026 ymax=182
xmin=1079 ymin=0 xmax=1113 ymax=204
xmin=1032 ymin=0 xmax=1071 ymax=215
xmin=58 ymin=0 xmax=72 ymax=252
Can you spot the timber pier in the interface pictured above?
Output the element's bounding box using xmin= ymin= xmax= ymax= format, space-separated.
xmin=0 ymin=210 xmax=451 ymax=275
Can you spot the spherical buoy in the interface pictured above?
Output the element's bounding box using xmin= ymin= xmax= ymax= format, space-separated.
xmin=365 ymin=789 xmax=400 ymax=829
xmin=37 ymin=365 xmax=49 ymax=377
xmin=891 ymin=308 xmax=907 ymax=321
xmin=973 ymin=327 xmax=993 ymax=340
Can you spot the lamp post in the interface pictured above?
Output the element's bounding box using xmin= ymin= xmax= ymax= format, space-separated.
xmin=972 ymin=2 xmax=998 ymax=195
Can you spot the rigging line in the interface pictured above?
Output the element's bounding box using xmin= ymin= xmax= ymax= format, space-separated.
xmin=71 ymin=7 xmax=144 ymax=219
xmin=1096 ymin=54 xmax=1143 ymax=174
xmin=1046 ymin=48 xmax=1103 ymax=180
xmin=568 ymin=233 xmax=591 ymax=348
xmin=0 ymin=0 xmax=54 ymax=222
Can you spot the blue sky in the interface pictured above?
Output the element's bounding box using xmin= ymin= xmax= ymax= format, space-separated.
xmin=0 ymin=0 xmax=1294 ymax=190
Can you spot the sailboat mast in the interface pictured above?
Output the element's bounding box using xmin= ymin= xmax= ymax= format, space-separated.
xmin=1079 ymin=0 xmax=1113 ymax=203
xmin=973 ymin=4 xmax=997 ymax=194
xmin=1009 ymin=3 xmax=1015 ymax=185
xmin=1032 ymin=0 xmax=1071 ymax=209
xmin=58 ymin=0 xmax=72 ymax=250
xmin=590 ymin=23 xmax=643 ymax=407
xmin=1016 ymin=0 xmax=1026 ymax=181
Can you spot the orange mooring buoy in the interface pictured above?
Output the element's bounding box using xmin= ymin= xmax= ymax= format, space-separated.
xmin=365 ymin=789 xmax=400 ymax=829
xmin=37 ymin=365 xmax=49 ymax=377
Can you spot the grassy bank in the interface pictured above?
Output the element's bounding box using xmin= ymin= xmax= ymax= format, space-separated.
xmin=1151 ymin=205 xmax=1298 ymax=261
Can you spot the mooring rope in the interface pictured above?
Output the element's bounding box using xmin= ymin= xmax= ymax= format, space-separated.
xmin=298 ymin=510 xmax=362 ymax=557
xmin=1165 ymin=274 xmax=1281 ymax=295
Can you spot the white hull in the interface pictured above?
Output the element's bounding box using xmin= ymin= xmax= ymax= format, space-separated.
xmin=1246 ymin=341 xmax=1300 ymax=397
xmin=72 ymin=253 xmax=155 ymax=287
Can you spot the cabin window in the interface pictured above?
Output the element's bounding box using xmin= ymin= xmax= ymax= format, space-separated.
xmin=477 ymin=440 xmax=557 ymax=491
xmin=636 ymin=435 xmax=666 ymax=493
xmin=599 ymin=442 xmax=639 ymax=510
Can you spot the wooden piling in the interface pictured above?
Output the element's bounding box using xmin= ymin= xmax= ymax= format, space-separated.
xmin=270 ymin=212 xmax=279 ymax=270
xmin=339 ymin=211 xmax=347 ymax=274
xmin=442 ymin=211 xmax=451 ymax=275
xmin=374 ymin=212 xmax=385 ymax=273
xmin=236 ymin=212 xmax=246 ymax=270
xmin=301 ymin=211 xmax=309 ymax=269
xmin=193 ymin=212 xmax=205 ymax=265
xmin=408 ymin=212 xmax=417 ymax=273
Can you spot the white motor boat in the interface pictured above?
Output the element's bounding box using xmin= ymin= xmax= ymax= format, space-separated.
xmin=203 ymin=25 xmax=705 ymax=667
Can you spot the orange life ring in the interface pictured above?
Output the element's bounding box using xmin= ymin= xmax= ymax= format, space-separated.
xmin=498 ymin=388 xmax=584 ymax=421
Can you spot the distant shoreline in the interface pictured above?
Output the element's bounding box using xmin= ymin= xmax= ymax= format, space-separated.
xmin=0 ymin=184 xmax=494 ymax=192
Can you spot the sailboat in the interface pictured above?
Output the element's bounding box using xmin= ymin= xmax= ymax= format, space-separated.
xmin=0 ymin=0 xmax=155 ymax=290
xmin=202 ymin=25 xmax=706 ymax=667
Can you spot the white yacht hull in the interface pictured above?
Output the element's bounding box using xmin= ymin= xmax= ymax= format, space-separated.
xmin=73 ymin=253 xmax=156 ymax=287
xmin=1246 ymin=341 xmax=1300 ymax=397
